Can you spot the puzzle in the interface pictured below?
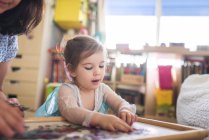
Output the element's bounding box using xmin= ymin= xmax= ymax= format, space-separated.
xmin=12 ymin=121 xmax=151 ymax=140
xmin=1 ymin=116 xmax=208 ymax=140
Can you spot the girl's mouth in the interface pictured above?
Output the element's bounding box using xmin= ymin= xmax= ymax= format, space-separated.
xmin=92 ymin=79 xmax=100 ymax=82
xmin=91 ymin=79 xmax=100 ymax=85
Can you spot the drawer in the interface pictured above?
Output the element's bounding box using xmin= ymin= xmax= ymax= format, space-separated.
xmin=18 ymin=36 xmax=41 ymax=55
xmin=3 ymin=81 xmax=37 ymax=97
xmin=18 ymin=96 xmax=36 ymax=110
xmin=6 ymin=67 xmax=38 ymax=82
xmin=18 ymin=20 xmax=43 ymax=55
xmin=24 ymin=111 xmax=35 ymax=118
xmin=11 ymin=54 xmax=40 ymax=68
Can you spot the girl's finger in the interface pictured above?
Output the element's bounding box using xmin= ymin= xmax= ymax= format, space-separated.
xmin=130 ymin=114 xmax=136 ymax=125
xmin=120 ymin=112 xmax=127 ymax=122
xmin=109 ymin=125 xmax=116 ymax=132
xmin=126 ymin=113 xmax=132 ymax=125
xmin=117 ymin=123 xmax=129 ymax=132
xmin=119 ymin=119 xmax=133 ymax=132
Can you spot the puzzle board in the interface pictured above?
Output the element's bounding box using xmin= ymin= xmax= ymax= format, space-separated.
xmin=6 ymin=117 xmax=209 ymax=140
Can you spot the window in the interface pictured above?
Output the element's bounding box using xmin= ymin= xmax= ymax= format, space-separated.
xmin=105 ymin=16 xmax=156 ymax=49
xmin=105 ymin=0 xmax=155 ymax=49
xmin=105 ymin=0 xmax=209 ymax=51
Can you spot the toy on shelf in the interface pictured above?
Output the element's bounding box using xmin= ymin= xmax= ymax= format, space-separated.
xmin=156 ymin=65 xmax=175 ymax=118
xmin=48 ymin=46 xmax=66 ymax=83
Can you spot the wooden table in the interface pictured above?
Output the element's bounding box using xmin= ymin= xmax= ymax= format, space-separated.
xmin=9 ymin=116 xmax=209 ymax=140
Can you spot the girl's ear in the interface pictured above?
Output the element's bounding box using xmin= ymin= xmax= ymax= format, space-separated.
xmin=67 ymin=64 xmax=77 ymax=77
xmin=70 ymin=72 xmax=77 ymax=77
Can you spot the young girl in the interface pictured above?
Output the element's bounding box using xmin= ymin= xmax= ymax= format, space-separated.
xmin=36 ymin=35 xmax=136 ymax=132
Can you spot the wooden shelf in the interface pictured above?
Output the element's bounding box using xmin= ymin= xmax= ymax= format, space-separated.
xmin=103 ymin=80 xmax=145 ymax=93
xmin=183 ymin=51 xmax=209 ymax=56
xmin=143 ymin=46 xmax=189 ymax=54
xmin=103 ymin=80 xmax=145 ymax=87
xmin=144 ymin=47 xmax=209 ymax=56
xmin=115 ymin=81 xmax=145 ymax=86
xmin=107 ymin=49 xmax=144 ymax=55
xmin=108 ymin=46 xmax=209 ymax=56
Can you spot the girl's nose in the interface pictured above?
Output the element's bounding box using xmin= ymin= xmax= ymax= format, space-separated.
xmin=93 ymin=67 xmax=100 ymax=76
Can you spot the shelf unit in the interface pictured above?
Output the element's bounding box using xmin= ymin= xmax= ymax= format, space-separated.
xmin=144 ymin=47 xmax=209 ymax=120
xmin=104 ymin=49 xmax=146 ymax=115
xmin=105 ymin=46 xmax=209 ymax=121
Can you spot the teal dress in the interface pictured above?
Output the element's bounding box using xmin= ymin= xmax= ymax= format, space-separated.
xmin=35 ymin=87 xmax=109 ymax=117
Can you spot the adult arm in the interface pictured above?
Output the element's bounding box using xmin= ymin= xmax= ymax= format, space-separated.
xmin=0 ymin=35 xmax=18 ymax=100
xmin=0 ymin=62 xmax=9 ymax=100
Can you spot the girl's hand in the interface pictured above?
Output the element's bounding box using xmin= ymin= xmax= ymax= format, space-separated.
xmin=91 ymin=114 xmax=133 ymax=132
xmin=118 ymin=110 xmax=137 ymax=126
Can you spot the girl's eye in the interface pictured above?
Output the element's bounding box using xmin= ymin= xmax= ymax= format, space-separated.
xmin=85 ymin=67 xmax=92 ymax=70
xmin=99 ymin=65 xmax=104 ymax=68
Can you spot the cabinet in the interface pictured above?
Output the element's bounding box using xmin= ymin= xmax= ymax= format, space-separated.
xmin=3 ymin=20 xmax=45 ymax=112
xmin=106 ymin=47 xmax=209 ymax=121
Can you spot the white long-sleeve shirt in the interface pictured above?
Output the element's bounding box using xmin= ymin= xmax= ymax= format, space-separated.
xmin=58 ymin=83 xmax=136 ymax=127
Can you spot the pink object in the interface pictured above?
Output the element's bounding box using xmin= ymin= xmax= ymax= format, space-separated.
xmin=158 ymin=65 xmax=173 ymax=89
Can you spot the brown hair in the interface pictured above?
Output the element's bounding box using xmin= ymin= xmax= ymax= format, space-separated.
xmin=0 ymin=0 xmax=44 ymax=35
xmin=64 ymin=35 xmax=104 ymax=72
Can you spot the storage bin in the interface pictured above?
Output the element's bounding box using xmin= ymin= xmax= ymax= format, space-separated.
xmin=54 ymin=0 xmax=88 ymax=29
xmin=45 ymin=83 xmax=61 ymax=100
xmin=156 ymin=89 xmax=173 ymax=106
xmin=158 ymin=65 xmax=173 ymax=89
xmin=121 ymin=74 xmax=144 ymax=85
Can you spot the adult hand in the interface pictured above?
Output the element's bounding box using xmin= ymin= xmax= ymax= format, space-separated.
xmin=0 ymin=99 xmax=25 ymax=138
xmin=0 ymin=91 xmax=7 ymax=100
xmin=91 ymin=113 xmax=133 ymax=132
xmin=118 ymin=110 xmax=137 ymax=126
xmin=0 ymin=91 xmax=24 ymax=117
xmin=8 ymin=98 xmax=24 ymax=117
xmin=8 ymin=98 xmax=21 ymax=106
xmin=0 ymin=91 xmax=20 ymax=105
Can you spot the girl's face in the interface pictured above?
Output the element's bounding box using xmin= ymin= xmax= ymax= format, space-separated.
xmin=71 ymin=51 xmax=106 ymax=91
xmin=0 ymin=0 xmax=21 ymax=14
